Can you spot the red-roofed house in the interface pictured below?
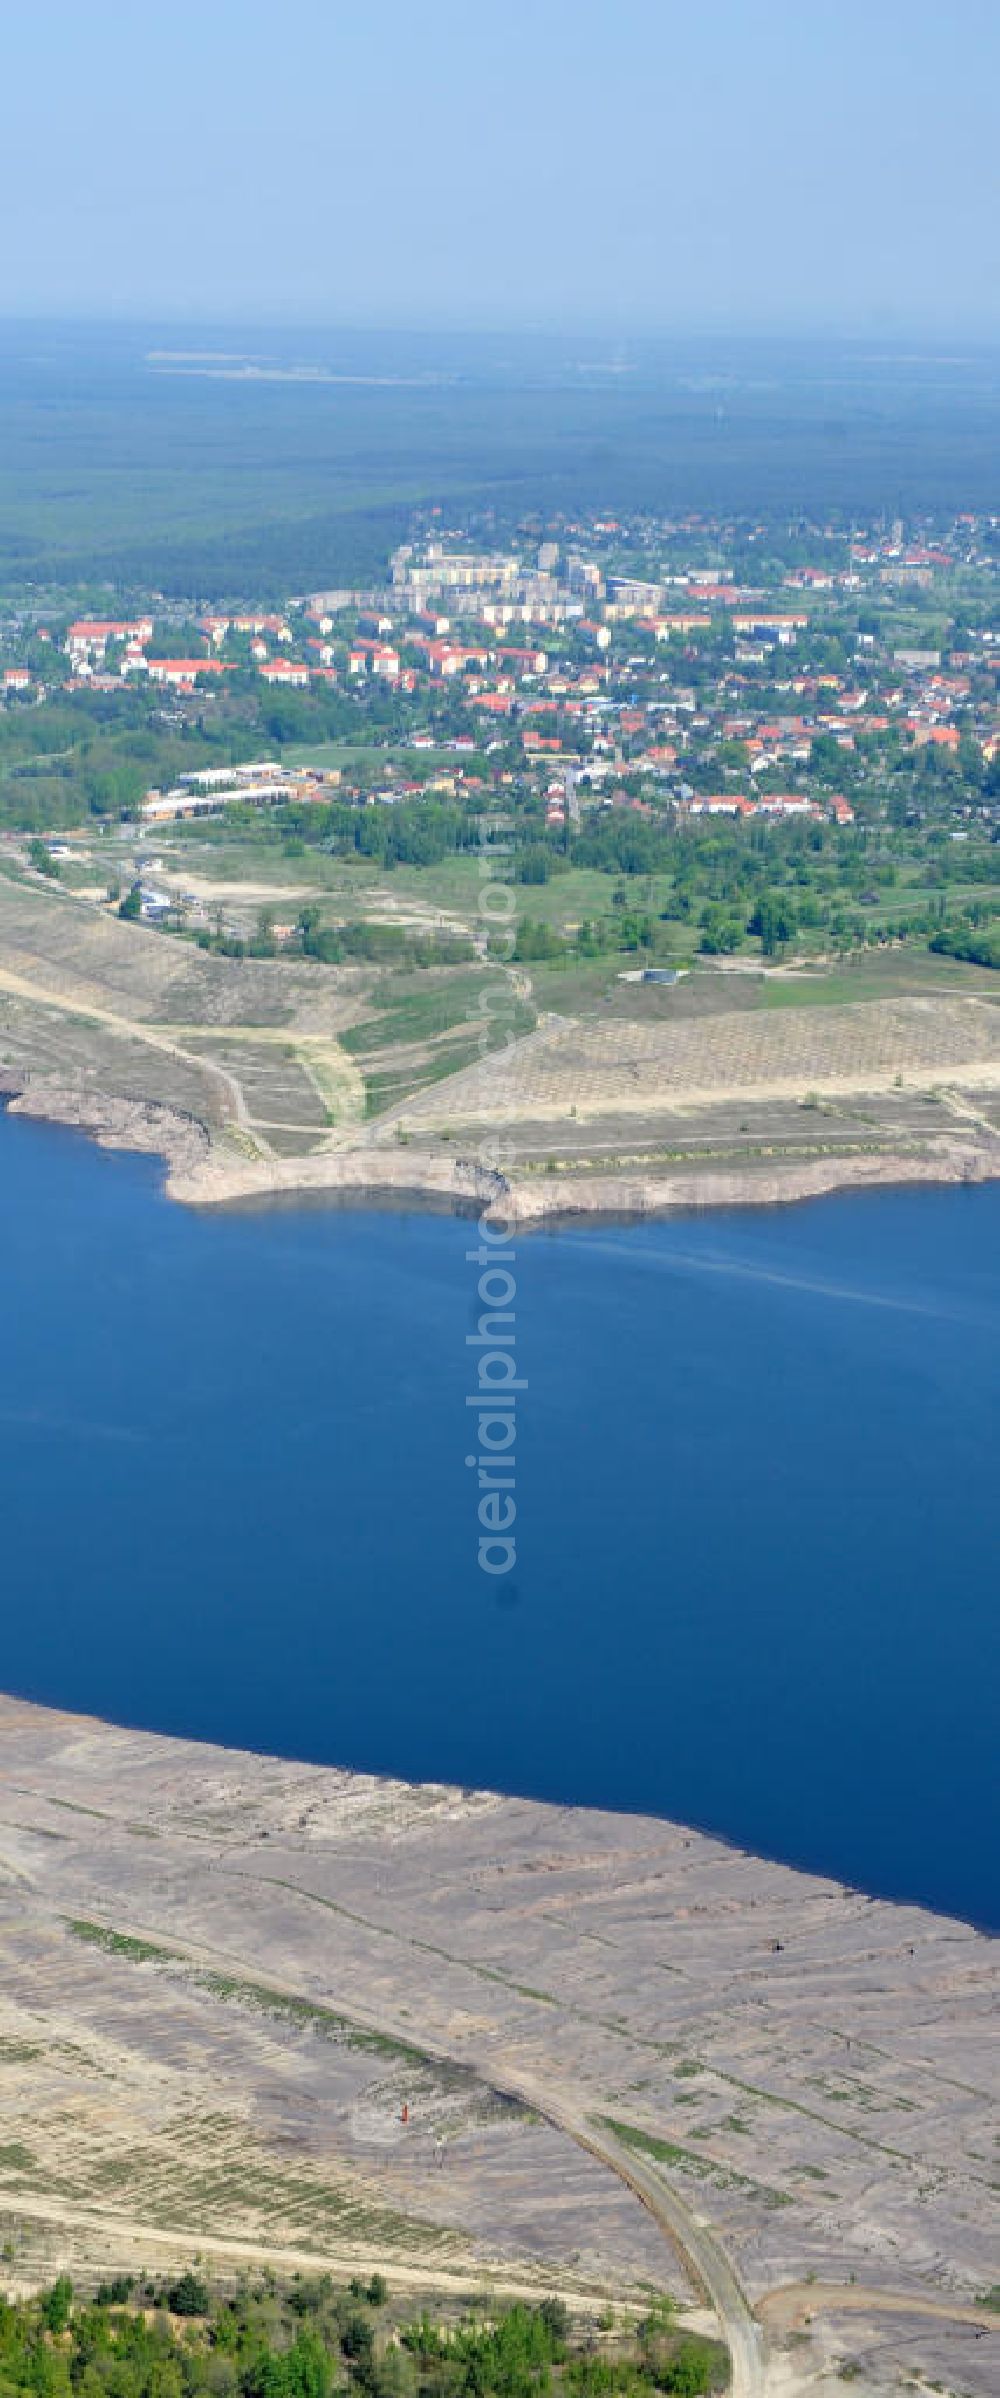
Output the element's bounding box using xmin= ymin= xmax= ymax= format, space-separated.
xmin=144 ymin=658 xmax=234 ymax=690
xmin=67 ymin=617 xmax=153 ymax=663
xmin=258 ymin=659 xmax=309 ymax=688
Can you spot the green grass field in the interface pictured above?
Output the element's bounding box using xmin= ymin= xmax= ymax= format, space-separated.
xmin=283 ymin=741 xmax=463 ymax=773
xmin=341 ymin=970 xmax=518 ymax=1054
xmin=757 ymin=949 xmax=1000 ymax=1007
xmin=342 ymin=968 xmax=536 ymax=1117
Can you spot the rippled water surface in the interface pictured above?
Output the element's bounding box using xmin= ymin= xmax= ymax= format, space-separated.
xmin=2 ymin=1110 xmax=997 ymax=1928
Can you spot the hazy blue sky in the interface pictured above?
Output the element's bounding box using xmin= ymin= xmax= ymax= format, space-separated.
xmin=4 ymin=0 xmax=998 ymax=334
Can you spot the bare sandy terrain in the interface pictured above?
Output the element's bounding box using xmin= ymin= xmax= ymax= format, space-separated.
xmin=0 ymin=1697 xmax=995 ymax=2398
xmin=379 ymin=998 xmax=1000 ymax=1127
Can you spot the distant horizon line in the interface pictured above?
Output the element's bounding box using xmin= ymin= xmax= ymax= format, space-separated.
xmin=2 ymin=310 xmax=1000 ymax=353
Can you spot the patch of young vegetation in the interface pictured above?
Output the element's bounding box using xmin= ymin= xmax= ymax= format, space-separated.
xmin=65 ymin=1921 xmax=180 ymax=1965
xmin=0 ymin=2143 xmax=36 ymax=2174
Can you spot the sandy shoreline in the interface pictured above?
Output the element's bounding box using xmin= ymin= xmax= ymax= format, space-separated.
xmin=4 ymin=1070 xmax=999 ymax=1222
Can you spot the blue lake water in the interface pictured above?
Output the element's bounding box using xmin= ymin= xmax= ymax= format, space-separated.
xmin=1 ymin=1108 xmax=997 ymax=1930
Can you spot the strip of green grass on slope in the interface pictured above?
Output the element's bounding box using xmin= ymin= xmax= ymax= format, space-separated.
xmin=65 ymin=1920 xmax=430 ymax=2063
xmin=598 ymin=2115 xmax=792 ymax=2208
xmin=67 ymin=1921 xmax=180 ymax=1964
xmin=343 ymin=973 xmax=533 ymax=1056
xmin=360 ymin=999 xmax=536 ymax=1117
xmin=363 ymin=1041 xmax=487 ymax=1118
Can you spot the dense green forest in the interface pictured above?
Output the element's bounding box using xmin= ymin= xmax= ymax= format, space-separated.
xmin=0 ymin=2278 xmax=727 ymax=2398
xmin=2 ymin=326 xmax=1000 ymax=599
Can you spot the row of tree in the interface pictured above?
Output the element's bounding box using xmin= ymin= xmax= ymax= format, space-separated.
xmin=0 ymin=2280 xmax=726 ymax=2398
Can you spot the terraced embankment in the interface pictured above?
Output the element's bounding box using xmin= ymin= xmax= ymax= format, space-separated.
xmin=0 ymin=1696 xmax=996 ymax=2398
xmin=1 ymin=872 xmax=999 ymax=1214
